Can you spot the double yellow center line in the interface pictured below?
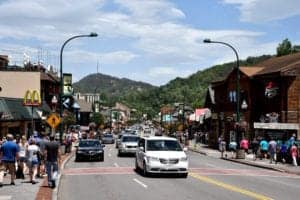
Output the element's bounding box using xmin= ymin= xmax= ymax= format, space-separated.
xmin=189 ymin=173 xmax=273 ymax=200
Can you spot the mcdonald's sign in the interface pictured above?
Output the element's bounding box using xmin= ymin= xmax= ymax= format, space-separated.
xmin=23 ymin=90 xmax=41 ymax=106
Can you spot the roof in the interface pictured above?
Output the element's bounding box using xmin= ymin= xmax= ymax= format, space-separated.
xmin=41 ymin=72 xmax=59 ymax=82
xmin=240 ymin=67 xmax=264 ymax=77
xmin=255 ymin=52 xmax=300 ymax=76
xmin=0 ymin=98 xmax=50 ymax=121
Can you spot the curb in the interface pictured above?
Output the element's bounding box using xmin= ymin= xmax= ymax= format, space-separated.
xmin=221 ymin=157 xmax=286 ymax=173
xmin=188 ymin=147 xmax=208 ymax=156
xmin=189 ymin=147 xmax=300 ymax=176
xmin=52 ymin=152 xmax=74 ymax=200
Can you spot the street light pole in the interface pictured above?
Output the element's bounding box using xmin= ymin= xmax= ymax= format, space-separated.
xmin=59 ymin=32 xmax=98 ymax=143
xmin=203 ymin=39 xmax=240 ymax=142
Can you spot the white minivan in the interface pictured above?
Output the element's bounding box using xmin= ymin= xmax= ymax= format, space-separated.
xmin=135 ymin=136 xmax=188 ymax=178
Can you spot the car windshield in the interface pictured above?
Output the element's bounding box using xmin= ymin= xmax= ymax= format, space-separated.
xmin=122 ymin=136 xmax=139 ymax=142
xmin=104 ymin=134 xmax=113 ymax=138
xmin=147 ymin=140 xmax=182 ymax=151
xmin=79 ymin=140 xmax=101 ymax=147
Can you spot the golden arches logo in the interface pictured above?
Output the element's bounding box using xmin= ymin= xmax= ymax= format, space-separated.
xmin=23 ymin=90 xmax=41 ymax=106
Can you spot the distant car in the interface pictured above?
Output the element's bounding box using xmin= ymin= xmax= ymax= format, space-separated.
xmin=101 ymin=134 xmax=115 ymax=144
xmin=75 ymin=139 xmax=105 ymax=162
xmin=135 ymin=136 xmax=188 ymax=178
xmin=118 ymin=135 xmax=140 ymax=156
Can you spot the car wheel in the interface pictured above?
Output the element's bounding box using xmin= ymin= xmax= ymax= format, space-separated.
xmin=143 ymin=162 xmax=148 ymax=177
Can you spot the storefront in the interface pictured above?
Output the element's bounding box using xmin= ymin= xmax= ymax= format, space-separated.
xmin=254 ymin=122 xmax=299 ymax=141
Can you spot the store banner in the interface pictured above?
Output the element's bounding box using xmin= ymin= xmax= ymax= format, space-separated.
xmin=63 ymin=73 xmax=73 ymax=96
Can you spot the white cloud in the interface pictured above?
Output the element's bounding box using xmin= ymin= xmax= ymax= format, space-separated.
xmin=223 ymin=0 xmax=300 ymax=22
xmin=149 ymin=67 xmax=192 ymax=78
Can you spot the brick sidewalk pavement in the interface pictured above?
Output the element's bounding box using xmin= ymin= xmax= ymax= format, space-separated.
xmin=0 ymin=152 xmax=72 ymax=200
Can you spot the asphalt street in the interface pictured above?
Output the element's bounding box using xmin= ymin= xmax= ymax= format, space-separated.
xmin=58 ymin=144 xmax=300 ymax=200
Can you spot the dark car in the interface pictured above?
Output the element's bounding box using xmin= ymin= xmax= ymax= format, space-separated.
xmin=101 ymin=134 xmax=115 ymax=144
xmin=75 ymin=139 xmax=105 ymax=162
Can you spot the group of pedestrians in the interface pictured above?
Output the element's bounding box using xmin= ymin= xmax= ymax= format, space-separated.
xmin=217 ymin=134 xmax=299 ymax=167
xmin=0 ymin=133 xmax=61 ymax=188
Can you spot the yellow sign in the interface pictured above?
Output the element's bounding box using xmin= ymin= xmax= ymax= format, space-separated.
xmin=23 ymin=90 xmax=41 ymax=106
xmin=47 ymin=113 xmax=61 ymax=129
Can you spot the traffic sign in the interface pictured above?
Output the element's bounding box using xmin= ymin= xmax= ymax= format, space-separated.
xmin=47 ymin=113 xmax=61 ymax=129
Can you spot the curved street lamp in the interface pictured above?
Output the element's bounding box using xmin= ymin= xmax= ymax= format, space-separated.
xmin=59 ymin=32 xmax=98 ymax=143
xmin=203 ymin=38 xmax=240 ymax=142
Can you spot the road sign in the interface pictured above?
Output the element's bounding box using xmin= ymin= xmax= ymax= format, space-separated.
xmin=47 ymin=113 xmax=61 ymax=129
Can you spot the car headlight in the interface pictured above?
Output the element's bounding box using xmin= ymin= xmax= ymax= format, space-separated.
xmin=180 ymin=156 xmax=188 ymax=161
xmin=146 ymin=156 xmax=159 ymax=162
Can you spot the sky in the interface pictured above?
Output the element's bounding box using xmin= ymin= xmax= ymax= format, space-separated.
xmin=0 ymin=0 xmax=300 ymax=86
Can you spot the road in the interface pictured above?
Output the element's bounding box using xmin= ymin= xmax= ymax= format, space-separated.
xmin=58 ymin=144 xmax=300 ymax=200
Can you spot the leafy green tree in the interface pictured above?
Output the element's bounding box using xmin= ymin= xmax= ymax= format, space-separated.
xmin=90 ymin=112 xmax=104 ymax=127
xmin=277 ymin=38 xmax=293 ymax=57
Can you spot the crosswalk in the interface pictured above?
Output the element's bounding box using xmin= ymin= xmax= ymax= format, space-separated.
xmin=63 ymin=167 xmax=299 ymax=178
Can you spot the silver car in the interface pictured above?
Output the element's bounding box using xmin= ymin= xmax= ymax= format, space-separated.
xmin=118 ymin=135 xmax=140 ymax=156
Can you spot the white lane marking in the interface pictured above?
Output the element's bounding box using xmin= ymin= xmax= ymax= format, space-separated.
xmin=205 ymin=163 xmax=215 ymax=167
xmin=0 ymin=196 xmax=12 ymax=200
xmin=133 ymin=178 xmax=148 ymax=188
xmin=108 ymin=154 xmax=112 ymax=157
xmin=114 ymin=163 xmax=119 ymax=167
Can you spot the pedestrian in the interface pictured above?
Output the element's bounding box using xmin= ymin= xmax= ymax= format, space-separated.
xmin=0 ymin=134 xmax=19 ymax=187
xmin=251 ymin=137 xmax=259 ymax=161
xmin=45 ymin=135 xmax=61 ymax=188
xmin=260 ymin=138 xmax=268 ymax=159
xmin=26 ymin=139 xmax=40 ymax=184
xmin=268 ymin=139 xmax=277 ymax=164
xmin=17 ymin=135 xmax=28 ymax=179
xmin=279 ymin=141 xmax=288 ymax=163
xmin=290 ymin=143 xmax=298 ymax=166
xmin=229 ymin=140 xmax=237 ymax=158
xmin=240 ymin=137 xmax=249 ymax=154
xmin=37 ymin=134 xmax=48 ymax=177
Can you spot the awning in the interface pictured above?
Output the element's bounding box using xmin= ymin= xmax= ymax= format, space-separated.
xmin=189 ymin=108 xmax=211 ymax=123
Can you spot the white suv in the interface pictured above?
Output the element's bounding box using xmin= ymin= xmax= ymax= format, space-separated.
xmin=135 ymin=136 xmax=188 ymax=178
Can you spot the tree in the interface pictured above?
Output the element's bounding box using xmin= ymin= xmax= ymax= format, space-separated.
xmin=277 ymin=38 xmax=293 ymax=57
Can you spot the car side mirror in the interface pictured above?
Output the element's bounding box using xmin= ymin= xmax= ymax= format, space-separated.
xmin=183 ymin=147 xmax=188 ymax=152
xmin=102 ymin=144 xmax=106 ymax=148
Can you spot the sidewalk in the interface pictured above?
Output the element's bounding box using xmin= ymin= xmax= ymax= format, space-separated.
xmin=188 ymin=143 xmax=300 ymax=176
xmin=0 ymin=152 xmax=72 ymax=200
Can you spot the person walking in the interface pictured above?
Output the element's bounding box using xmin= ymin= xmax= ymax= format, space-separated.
xmin=290 ymin=143 xmax=298 ymax=166
xmin=260 ymin=138 xmax=268 ymax=159
xmin=229 ymin=140 xmax=237 ymax=158
xmin=251 ymin=137 xmax=259 ymax=161
xmin=279 ymin=141 xmax=288 ymax=163
xmin=268 ymin=139 xmax=277 ymax=164
xmin=17 ymin=136 xmax=28 ymax=179
xmin=240 ymin=137 xmax=249 ymax=154
xmin=45 ymin=135 xmax=61 ymax=188
xmin=26 ymin=139 xmax=40 ymax=184
xmin=0 ymin=134 xmax=19 ymax=187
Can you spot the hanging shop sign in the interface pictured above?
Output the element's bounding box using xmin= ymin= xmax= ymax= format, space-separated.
xmin=265 ymin=81 xmax=279 ymax=98
xmin=63 ymin=73 xmax=73 ymax=96
xmin=23 ymin=90 xmax=41 ymax=106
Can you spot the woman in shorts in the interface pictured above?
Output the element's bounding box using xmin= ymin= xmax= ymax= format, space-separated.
xmin=26 ymin=139 xmax=40 ymax=184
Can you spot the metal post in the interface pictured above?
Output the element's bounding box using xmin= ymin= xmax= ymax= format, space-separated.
xmin=59 ymin=33 xmax=98 ymax=143
xmin=203 ymin=39 xmax=240 ymax=143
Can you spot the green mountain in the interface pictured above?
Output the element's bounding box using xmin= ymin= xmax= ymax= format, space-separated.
xmin=73 ymin=55 xmax=272 ymax=118
xmin=73 ymin=73 xmax=157 ymax=106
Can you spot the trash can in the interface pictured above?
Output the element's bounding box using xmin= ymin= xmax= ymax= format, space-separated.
xmin=236 ymin=149 xmax=245 ymax=159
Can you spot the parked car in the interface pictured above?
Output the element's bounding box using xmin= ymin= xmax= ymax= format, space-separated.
xmin=135 ymin=136 xmax=188 ymax=178
xmin=118 ymin=135 xmax=140 ymax=156
xmin=116 ymin=133 xmax=125 ymax=148
xmin=101 ymin=133 xmax=115 ymax=144
xmin=75 ymin=139 xmax=105 ymax=162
